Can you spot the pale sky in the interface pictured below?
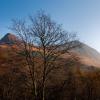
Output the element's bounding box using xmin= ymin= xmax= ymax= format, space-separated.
xmin=0 ymin=0 xmax=100 ymax=52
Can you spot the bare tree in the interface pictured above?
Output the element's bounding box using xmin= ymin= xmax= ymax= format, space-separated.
xmin=10 ymin=19 xmax=38 ymax=100
xmin=10 ymin=11 xmax=80 ymax=100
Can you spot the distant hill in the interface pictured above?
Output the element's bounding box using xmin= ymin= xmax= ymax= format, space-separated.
xmin=0 ymin=33 xmax=20 ymax=45
xmin=61 ymin=43 xmax=100 ymax=68
xmin=0 ymin=33 xmax=100 ymax=68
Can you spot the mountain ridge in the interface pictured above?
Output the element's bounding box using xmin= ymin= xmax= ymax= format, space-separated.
xmin=1 ymin=33 xmax=100 ymax=68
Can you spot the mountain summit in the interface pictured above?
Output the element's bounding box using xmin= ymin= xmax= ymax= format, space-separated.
xmin=0 ymin=33 xmax=19 ymax=45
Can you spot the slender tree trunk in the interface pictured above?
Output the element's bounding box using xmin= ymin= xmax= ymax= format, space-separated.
xmin=42 ymin=82 xmax=45 ymax=100
xmin=42 ymin=45 xmax=46 ymax=100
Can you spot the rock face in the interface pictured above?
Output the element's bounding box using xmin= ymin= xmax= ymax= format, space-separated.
xmin=0 ymin=33 xmax=19 ymax=45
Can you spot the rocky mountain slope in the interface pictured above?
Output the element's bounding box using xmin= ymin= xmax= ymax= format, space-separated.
xmin=0 ymin=33 xmax=100 ymax=68
xmin=0 ymin=33 xmax=20 ymax=45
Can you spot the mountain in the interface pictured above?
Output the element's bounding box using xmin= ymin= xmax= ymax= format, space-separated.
xmin=61 ymin=43 xmax=100 ymax=67
xmin=0 ymin=33 xmax=100 ymax=68
xmin=0 ymin=33 xmax=20 ymax=45
xmin=0 ymin=33 xmax=100 ymax=100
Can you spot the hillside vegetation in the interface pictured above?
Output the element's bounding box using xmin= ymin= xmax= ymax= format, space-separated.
xmin=0 ymin=45 xmax=100 ymax=100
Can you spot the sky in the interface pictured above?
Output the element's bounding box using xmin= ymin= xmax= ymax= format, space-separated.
xmin=0 ymin=0 xmax=100 ymax=52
